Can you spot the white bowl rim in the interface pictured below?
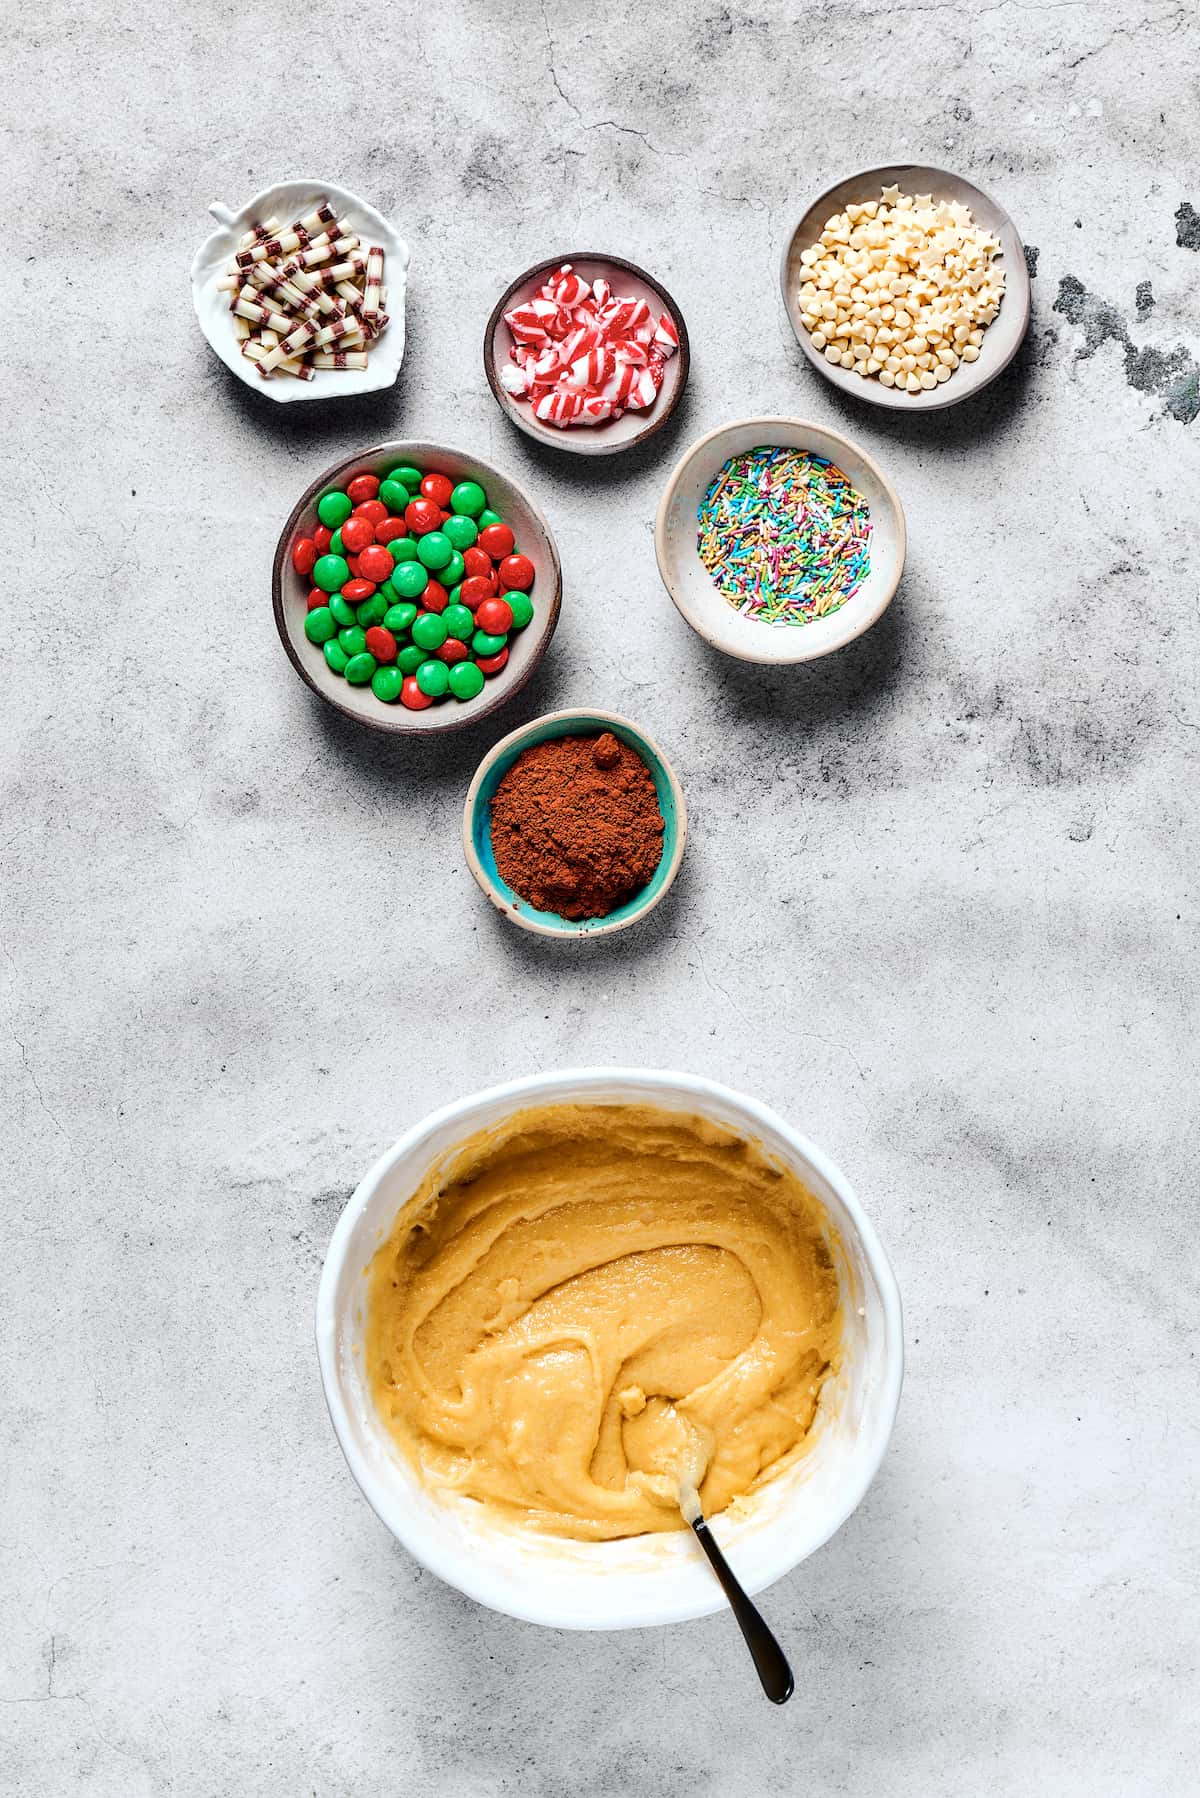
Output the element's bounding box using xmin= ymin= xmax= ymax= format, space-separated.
xmin=461 ymin=708 xmax=688 ymax=937
xmin=779 ymin=161 xmax=1031 ymax=412
xmin=654 ymin=415 xmax=907 ymax=665
xmin=190 ymin=176 xmax=410 ymax=405
xmin=315 ymin=1067 xmax=904 ymax=1629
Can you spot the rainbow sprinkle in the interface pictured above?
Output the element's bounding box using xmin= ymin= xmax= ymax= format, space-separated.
xmin=696 ymin=446 xmax=872 ymax=626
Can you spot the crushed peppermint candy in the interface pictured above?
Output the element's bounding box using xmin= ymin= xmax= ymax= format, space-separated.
xmin=499 ymin=263 xmax=679 ymax=429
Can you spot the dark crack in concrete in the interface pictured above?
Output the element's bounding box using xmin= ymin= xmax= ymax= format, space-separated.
xmin=1054 ymin=274 xmax=1200 ymax=423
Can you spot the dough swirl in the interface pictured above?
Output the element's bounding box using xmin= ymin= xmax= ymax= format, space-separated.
xmin=366 ymin=1104 xmax=842 ymax=1540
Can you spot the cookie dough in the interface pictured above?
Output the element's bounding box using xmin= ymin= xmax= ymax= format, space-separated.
xmin=366 ymin=1103 xmax=843 ymax=1541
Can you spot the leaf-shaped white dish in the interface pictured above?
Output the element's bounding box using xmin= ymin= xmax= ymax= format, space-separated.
xmin=190 ymin=179 xmax=409 ymax=404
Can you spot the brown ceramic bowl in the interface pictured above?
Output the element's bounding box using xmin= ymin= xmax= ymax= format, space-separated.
xmin=483 ymin=253 xmax=690 ymax=457
xmin=273 ymin=441 xmax=562 ymax=735
xmin=780 ymin=163 xmax=1031 ymax=411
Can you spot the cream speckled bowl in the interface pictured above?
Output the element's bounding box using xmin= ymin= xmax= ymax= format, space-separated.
xmin=316 ymin=1069 xmax=903 ymax=1630
xmin=655 ymin=417 xmax=905 ymax=665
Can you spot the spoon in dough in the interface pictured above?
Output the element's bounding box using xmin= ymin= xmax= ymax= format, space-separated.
xmin=624 ymin=1397 xmax=794 ymax=1703
xmin=678 ymin=1479 xmax=795 ymax=1705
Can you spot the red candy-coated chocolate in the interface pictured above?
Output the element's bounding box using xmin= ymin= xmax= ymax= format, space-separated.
xmin=405 ymin=497 xmax=441 ymax=536
xmin=346 ymin=554 xmax=364 ymax=578
xmin=341 ymin=578 xmax=376 ymax=602
xmin=420 ymin=472 xmax=454 ymax=509
xmin=437 ymin=638 xmax=470 ymax=665
xmin=421 ymin=579 xmax=449 ymax=614
xmin=364 ymin=626 xmax=397 ymax=664
xmin=356 ymin=544 xmax=394 ymax=583
xmin=498 ymin=553 xmax=534 ymax=591
xmin=352 ymin=499 xmax=387 ymax=526
xmin=340 ymin=516 xmax=375 ymax=554
xmin=375 ymin=517 xmax=409 ymax=544
xmin=313 ymin=524 xmax=332 ymax=554
xmin=292 ymin=537 xmax=317 ymax=576
xmin=478 ymin=522 xmax=515 ymax=561
xmin=400 ymin=675 xmax=433 ymax=710
xmin=462 ymin=546 xmax=494 ymax=580
xmin=347 ymin=473 xmax=380 ymax=504
xmin=306 ymin=589 xmax=326 ymax=612
xmin=476 ymin=648 xmax=509 ymax=676
xmin=475 ymin=596 xmax=514 ymax=635
xmin=459 ymin=575 xmax=495 ymax=611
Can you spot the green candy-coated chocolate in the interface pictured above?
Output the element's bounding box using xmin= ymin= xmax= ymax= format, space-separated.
xmin=449 ymin=584 xmax=463 ymax=605
xmin=472 ymin=628 xmax=508 ymax=657
xmin=383 ymin=602 xmax=419 ymax=635
xmin=387 ymin=537 xmax=420 ymax=565
xmin=443 ymin=513 xmax=478 ymax=550
xmin=328 ymin=593 xmax=356 ymax=628
xmin=304 ymin=606 xmax=336 ymax=644
xmin=378 ymin=478 xmax=411 ymax=514
xmin=411 ymin=611 xmax=448 ymax=651
xmin=344 ymin=652 xmax=378 ymax=686
xmin=317 ymin=491 xmax=352 ymax=529
xmin=372 ymin=665 xmax=405 ymax=703
xmin=356 ymin=594 xmax=389 ymax=629
xmin=477 ymin=508 xmax=502 ymax=530
xmin=392 ymin=559 xmax=429 ymax=599
xmin=443 ymin=603 xmax=475 ymax=641
xmin=337 ymin=626 xmax=367 ymax=657
xmin=313 ymin=554 xmax=349 ymax=593
xmin=416 ymin=659 xmax=450 ymax=698
xmin=386 ymin=463 xmax=423 ymax=491
xmin=378 ymin=577 xmax=398 ymax=603
xmin=396 ymin=644 xmax=426 ymax=675
xmin=442 ymin=550 xmax=465 ymax=587
xmin=324 ymin=640 xmax=349 ymax=674
xmin=449 ymin=661 xmax=485 ymax=701
xmin=329 ymin=528 xmax=344 ymax=555
xmin=506 ymin=589 xmax=534 ymax=629
xmin=450 ymin=480 xmax=487 ymax=518
xmin=416 ymin=530 xmax=452 ymax=571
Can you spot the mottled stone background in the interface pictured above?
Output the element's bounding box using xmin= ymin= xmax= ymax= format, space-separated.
xmin=3 ymin=1 xmax=1198 ymax=1793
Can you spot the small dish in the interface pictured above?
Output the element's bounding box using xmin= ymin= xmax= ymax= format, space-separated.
xmin=483 ymin=253 xmax=690 ymax=457
xmin=655 ymin=417 xmax=905 ymax=665
xmin=463 ymin=709 xmax=687 ymax=936
xmin=273 ymin=442 xmax=561 ymax=735
xmin=191 ymin=178 xmax=409 ymax=404
xmin=316 ymin=1067 xmax=904 ymax=1629
xmin=780 ymin=163 xmax=1031 ymax=411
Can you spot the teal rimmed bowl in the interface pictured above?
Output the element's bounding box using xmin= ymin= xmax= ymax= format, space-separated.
xmin=462 ymin=708 xmax=688 ymax=937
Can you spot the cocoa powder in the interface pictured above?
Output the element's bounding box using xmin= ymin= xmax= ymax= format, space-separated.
xmin=489 ymin=732 xmax=666 ymax=919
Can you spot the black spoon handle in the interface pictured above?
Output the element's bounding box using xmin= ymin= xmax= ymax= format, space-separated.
xmin=691 ymin=1515 xmax=795 ymax=1705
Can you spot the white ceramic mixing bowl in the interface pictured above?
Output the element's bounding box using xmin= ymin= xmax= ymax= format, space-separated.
xmin=316 ymin=1069 xmax=903 ymax=1630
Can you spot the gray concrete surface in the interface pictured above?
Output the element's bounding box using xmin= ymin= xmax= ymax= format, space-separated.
xmin=4 ymin=1 xmax=1199 ymax=1793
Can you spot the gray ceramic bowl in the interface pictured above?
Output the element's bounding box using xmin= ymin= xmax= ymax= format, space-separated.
xmin=780 ymin=163 xmax=1030 ymax=411
xmin=273 ymin=441 xmax=561 ymax=735
xmin=484 ymin=253 xmax=690 ymax=457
